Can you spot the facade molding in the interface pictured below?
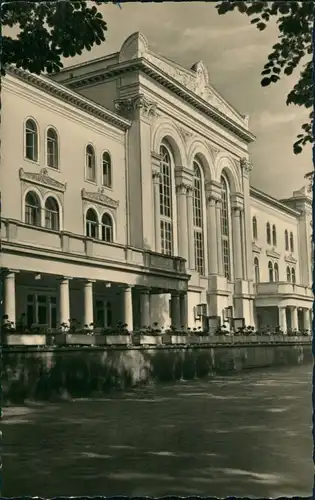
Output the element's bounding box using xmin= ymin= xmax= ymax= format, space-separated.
xmin=81 ymin=188 xmax=119 ymax=209
xmin=19 ymin=167 xmax=67 ymax=193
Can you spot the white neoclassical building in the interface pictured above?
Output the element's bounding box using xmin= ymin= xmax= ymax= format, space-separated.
xmin=1 ymin=32 xmax=313 ymax=333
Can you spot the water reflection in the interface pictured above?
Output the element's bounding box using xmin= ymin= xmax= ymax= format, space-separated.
xmin=2 ymin=364 xmax=312 ymax=497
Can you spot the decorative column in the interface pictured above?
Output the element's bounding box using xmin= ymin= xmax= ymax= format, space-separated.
xmin=240 ymin=158 xmax=254 ymax=282
xmin=123 ymin=286 xmax=133 ymax=332
xmin=179 ymin=293 xmax=188 ymax=329
xmin=278 ymin=306 xmax=287 ymax=334
xmin=176 ymin=183 xmax=189 ymax=262
xmin=59 ymin=277 xmax=71 ymax=326
xmin=186 ymin=185 xmax=195 ymax=270
xmin=170 ymin=292 xmax=181 ymax=329
xmin=215 ymin=199 xmax=224 ymax=275
xmin=3 ymin=270 xmax=17 ymax=325
xmin=140 ymin=289 xmax=151 ymax=327
xmin=290 ymin=306 xmax=298 ymax=331
xmin=240 ymin=211 xmax=247 ymax=280
xmin=83 ymin=280 xmax=94 ymax=328
xmin=152 ymin=171 xmax=161 ymax=253
xmin=303 ymin=308 xmax=311 ymax=331
xmin=206 ymin=196 xmax=218 ymax=274
xmin=232 ymin=206 xmax=244 ymax=280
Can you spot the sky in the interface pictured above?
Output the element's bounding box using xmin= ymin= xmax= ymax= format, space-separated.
xmin=62 ymin=3 xmax=311 ymax=198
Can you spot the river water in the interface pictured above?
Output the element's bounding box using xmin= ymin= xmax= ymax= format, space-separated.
xmin=2 ymin=364 xmax=313 ymax=497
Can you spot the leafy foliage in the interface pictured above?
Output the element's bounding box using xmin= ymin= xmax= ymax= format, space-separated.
xmin=1 ymin=0 xmax=108 ymax=75
xmin=216 ymin=1 xmax=314 ymax=155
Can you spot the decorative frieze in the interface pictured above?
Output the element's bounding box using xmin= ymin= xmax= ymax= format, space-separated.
xmin=240 ymin=157 xmax=253 ymax=175
xmin=285 ymin=253 xmax=297 ymax=264
xmin=266 ymin=248 xmax=280 ymax=260
xmin=252 ymin=242 xmax=262 ymax=254
xmin=114 ymin=94 xmax=158 ymax=120
xmin=19 ymin=167 xmax=67 ymax=193
xmin=178 ymin=127 xmax=193 ymax=143
xmin=81 ymin=188 xmax=119 ymax=209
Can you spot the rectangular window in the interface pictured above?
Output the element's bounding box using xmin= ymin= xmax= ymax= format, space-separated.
xmin=160 ymin=220 xmax=172 ymax=255
xmin=194 ymin=231 xmax=205 ymax=275
xmin=222 ymin=239 xmax=230 ymax=280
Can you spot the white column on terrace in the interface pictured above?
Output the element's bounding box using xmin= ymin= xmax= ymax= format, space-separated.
xmin=176 ymin=182 xmax=189 ymax=262
xmin=83 ymin=280 xmax=94 ymax=328
xmin=152 ymin=171 xmax=161 ymax=253
xmin=278 ymin=306 xmax=287 ymax=334
xmin=232 ymin=206 xmax=244 ymax=280
xmin=179 ymin=292 xmax=188 ymax=329
xmin=59 ymin=277 xmax=71 ymax=326
xmin=186 ymin=185 xmax=195 ymax=270
xmin=303 ymin=308 xmax=311 ymax=331
xmin=140 ymin=289 xmax=151 ymax=327
xmin=3 ymin=270 xmax=17 ymax=325
xmin=171 ymin=292 xmax=181 ymax=329
xmin=291 ymin=306 xmax=298 ymax=331
xmin=123 ymin=285 xmax=133 ymax=332
xmin=215 ymin=199 xmax=224 ymax=275
xmin=206 ymin=195 xmax=218 ymax=274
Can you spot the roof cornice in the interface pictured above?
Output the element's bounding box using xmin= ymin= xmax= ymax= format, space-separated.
xmin=7 ymin=66 xmax=131 ymax=132
xmin=59 ymin=58 xmax=256 ymax=144
xmin=250 ymin=187 xmax=300 ymax=217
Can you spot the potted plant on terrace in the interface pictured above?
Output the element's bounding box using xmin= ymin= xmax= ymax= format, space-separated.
xmin=94 ymin=322 xmax=131 ymax=345
xmin=132 ymin=323 xmax=162 ymax=345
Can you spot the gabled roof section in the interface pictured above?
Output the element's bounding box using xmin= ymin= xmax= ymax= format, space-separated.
xmin=51 ymin=32 xmax=255 ymax=144
xmin=7 ymin=65 xmax=131 ymax=132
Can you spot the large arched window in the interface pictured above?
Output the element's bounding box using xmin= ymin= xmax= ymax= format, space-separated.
xmin=268 ymin=261 xmax=273 ymax=282
xmin=266 ymin=222 xmax=271 ymax=244
xmin=45 ymin=196 xmax=60 ymax=230
xmin=86 ymin=208 xmax=98 ymax=238
xmin=101 ymin=213 xmax=113 ymax=242
xmin=47 ymin=128 xmax=58 ymax=168
xmin=274 ymin=262 xmax=279 ymax=282
xmin=291 ymin=267 xmax=296 ymax=284
xmin=159 ymin=144 xmax=173 ymax=255
xmin=25 ymin=119 xmax=38 ymax=161
xmin=25 ymin=191 xmax=41 ymax=226
xmin=86 ymin=145 xmax=96 ymax=182
xmin=272 ymin=224 xmax=277 ymax=246
xmin=220 ymin=175 xmax=231 ymax=280
xmin=285 ymin=230 xmax=289 ymax=251
xmin=102 ymin=152 xmax=112 ymax=188
xmin=252 ymin=216 xmax=258 ymax=240
xmin=290 ymin=232 xmax=294 ymax=252
xmin=286 ymin=266 xmax=291 ymax=282
xmin=253 ymin=257 xmax=260 ymax=283
xmin=193 ymin=160 xmax=205 ymax=274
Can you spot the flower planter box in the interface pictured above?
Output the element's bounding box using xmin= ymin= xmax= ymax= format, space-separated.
xmin=2 ymin=333 xmax=47 ymax=346
xmin=54 ymin=333 xmax=95 ymax=346
xmin=132 ymin=334 xmax=162 ymax=346
xmin=162 ymin=334 xmax=188 ymax=345
xmin=94 ymin=335 xmax=130 ymax=346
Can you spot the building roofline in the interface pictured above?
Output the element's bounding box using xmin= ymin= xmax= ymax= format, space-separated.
xmin=7 ymin=65 xmax=131 ymax=132
xmin=56 ymin=58 xmax=256 ymax=144
xmin=250 ymin=187 xmax=301 ymax=217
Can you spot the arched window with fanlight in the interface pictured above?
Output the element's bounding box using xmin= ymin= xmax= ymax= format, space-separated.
xmin=220 ymin=175 xmax=231 ymax=280
xmin=46 ymin=128 xmax=59 ymax=168
xmin=291 ymin=267 xmax=296 ymax=284
xmin=25 ymin=119 xmax=38 ymax=161
xmin=285 ymin=230 xmax=289 ymax=250
xmin=102 ymin=151 xmax=112 ymax=188
xmin=86 ymin=208 xmax=98 ymax=238
xmin=45 ymin=196 xmax=60 ymax=230
xmin=289 ymin=231 xmax=294 ymax=252
xmin=268 ymin=261 xmax=273 ymax=282
xmin=25 ymin=191 xmax=41 ymax=226
xmin=274 ymin=262 xmax=279 ymax=282
xmin=86 ymin=145 xmax=96 ymax=182
xmin=193 ymin=160 xmax=205 ymax=274
xmin=253 ymin=257 xmax=260 ymax=283
xmin=286 ymin=266 xmax=291 ymax=282
xmin=159 ymin=144 xmax=173 ymax=255
xmin=272 ymin=224 xmax=277 ymax=246
xmin=101 ymin=213 xmax=113 ymax=242
xmin=266 ymin=222 xmax=271 ymax=244
xmin=252 ymin=216 xmax=258 ymax=240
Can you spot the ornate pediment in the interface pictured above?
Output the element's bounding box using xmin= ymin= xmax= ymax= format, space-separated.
xmin=285 ymin=253 xmax=297 ymax=264
xmin=81 ymin=188 xmax=119 ymax=209
xmin=19 ymin=167 xmax=67 ymax=192
xmin=266 ymin=248 xmax=280 ymax=260
xmin=252 ymin=242 xmax=261 ymax=254
xmin=145 ymin=52 xmax=247 ymax=127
